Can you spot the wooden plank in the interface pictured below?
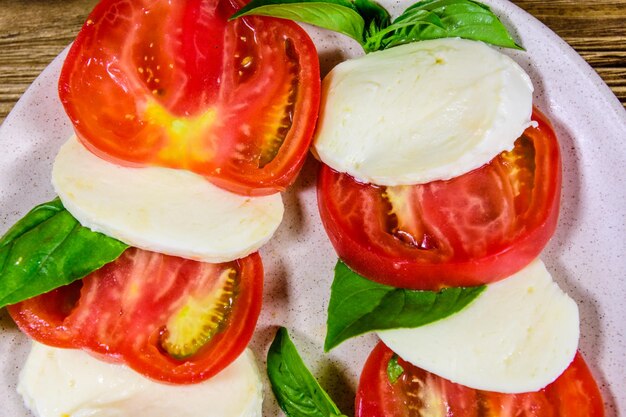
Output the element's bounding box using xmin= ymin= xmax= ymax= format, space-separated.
xmin=596 ymin=67 xmax=626 ymax=85
xmin=0 ymin=0 xmax=98 ymax=122
xmin=577 ymin=51 xmax=626 ymax=67
xmin=526 ymin=18 xmax=626 ymax=38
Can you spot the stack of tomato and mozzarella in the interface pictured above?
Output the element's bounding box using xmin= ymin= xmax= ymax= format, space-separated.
xmin=7 ymin=0 xmax=321 ymax=416
xmin=313 ymin=38 xmax=604 ymax=414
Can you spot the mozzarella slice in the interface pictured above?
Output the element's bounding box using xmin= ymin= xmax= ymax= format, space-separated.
xmin=378 ymin=259 xmax=579 ymax=393
xmin=52 ymin=136 xmax=283 ymax=263
xmin=18 ymin=342 xmax=263 ymax=417
xmin=313 ymin=38 xmax=534 ymax=186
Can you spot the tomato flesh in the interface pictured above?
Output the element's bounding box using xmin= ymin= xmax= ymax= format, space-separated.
xmin=8 ymin=248 xmax=263 ymax=384
xmin=59 ymin=0 xmax=320 ymax=196
xmin=356 ymin=342 xmax=604 ymax=417
xmin=318 ymin=109 xmax=561 ymax=290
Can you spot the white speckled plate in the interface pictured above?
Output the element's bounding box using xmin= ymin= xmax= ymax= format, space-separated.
xmin=1 ymin=1 xmax=625 ymax=416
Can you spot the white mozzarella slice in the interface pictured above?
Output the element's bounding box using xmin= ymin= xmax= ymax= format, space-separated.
xmin=313 ymin=38 xmax=534 ymax=186
xmin=378 ymin=259 xmax=579 ymax=393
xmin=52 ymin=136 xmax=283 ymax=263
xmin=18 ymin=342 xmax=263 ymax=417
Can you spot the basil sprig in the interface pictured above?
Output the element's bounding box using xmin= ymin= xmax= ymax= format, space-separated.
xmin=0 ymin=198 xmax=128 ymax=308
xmin=232 ymin=0 xmax=521 ymax=53
xmin=267 ymin=327 xmax=348 ymax=417
xmin=353 ymin=0 xmax=391 ymax=40
xmin=365 ymin=0 xmax=522 ymax=51
xmin=324 ymin=261 xmax=485 ymax=351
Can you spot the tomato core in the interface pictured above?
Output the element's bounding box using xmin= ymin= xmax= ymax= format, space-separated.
xmin=160 ymin=267 xmax=238 ymax=359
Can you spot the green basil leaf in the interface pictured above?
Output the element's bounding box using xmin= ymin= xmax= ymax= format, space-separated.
xmin=0 ymin=198 xmax=128 ymax=308
xmin=354 ymin=0 xmax=391 ymax=39
xmin=324 ymin=261 xmax=485 ymax=351
xmin=231 ymin=0 xmax=366 ymax=45
xmin=364 ymin=0 xmax=522 ymax=51
xmin=387 ymin=354 xmax=404 ymax=384
xmin=267 ymin=327 xmax=348 ymax=417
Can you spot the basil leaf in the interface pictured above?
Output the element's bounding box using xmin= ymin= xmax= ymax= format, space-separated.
xmin=267 ymin=327 xmax=348 ymax=417
xmin=0 ymin=198 xmax=128 ymax=308
xmin=354 ymin=0 xmax=391 ymax=39
xmin=324 ymin=261 xmax=485 ymax=351
xmin=231 ymin=0 xmax=366 ymax=45
xmin=387 ymin=354 xmax=404 ymax=384
xmin=364 ymin=0 xmax=522 ymax=51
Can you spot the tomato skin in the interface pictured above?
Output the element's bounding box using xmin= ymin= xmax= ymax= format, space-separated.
xmin=318 ymin=109 xmax=561 ymax=290
xmin=8 ymin=248 xmax=263 ymax=384
xmin=356 ymin=342 xmax=604 ymax=417
xmin=59 ymin=0 xmax=320 ymax=196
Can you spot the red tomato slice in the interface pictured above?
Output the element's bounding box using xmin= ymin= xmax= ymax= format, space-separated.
xmin=356 ymin=342 xmax=604 ymax=417
xmin=59 ymin=0 xmax=320 ymax=196
xmin=317 ymin=109 xmax=561 ymax=290
xmin=8 ymin=248 xmax=263 ymax=384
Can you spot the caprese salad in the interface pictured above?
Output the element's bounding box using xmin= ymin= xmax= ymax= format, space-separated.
xmin=233 ymin=0 xmax=606 ymax=415
xmin=0 ymin=0 xmax=321 ymax=415
xmin=0 ymin=0 xmax=608 ymax=415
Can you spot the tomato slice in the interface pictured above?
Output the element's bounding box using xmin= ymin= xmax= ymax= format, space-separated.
xmin=59 ymin=0 xmax=320 ymax=196
xmin=8 ymin=248 xmax=263 ymax=384
xmin=356 ymin=342 xmax=604 ymax=417
xmin=317 ymin=109 xmax=561 ymax=290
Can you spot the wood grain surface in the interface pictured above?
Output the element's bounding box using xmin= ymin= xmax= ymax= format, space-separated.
xmin=0 ymin=0 xmax=625 ymax=124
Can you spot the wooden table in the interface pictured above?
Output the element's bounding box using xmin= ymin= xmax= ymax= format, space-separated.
xmin=0 ymin=0 xmax=625 ymax=123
